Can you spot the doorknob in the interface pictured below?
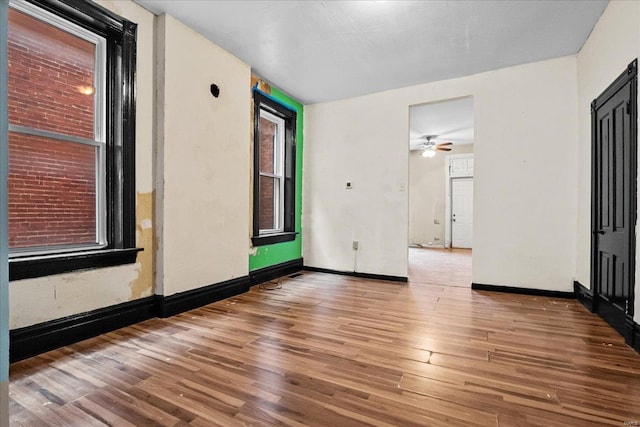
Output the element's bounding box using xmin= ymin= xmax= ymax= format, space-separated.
xmin=593 ymin=230 xmax=605 ymax=235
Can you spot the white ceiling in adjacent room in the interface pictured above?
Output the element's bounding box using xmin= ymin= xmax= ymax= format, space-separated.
xmin=409 ymin=97 xmax=474 ymax=150
xmin=135 ymin=0 xmax=608 ymax=104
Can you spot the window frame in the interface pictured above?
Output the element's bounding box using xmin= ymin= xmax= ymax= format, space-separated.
xmin=252 ymin=90 xmax=296 ymax=247
xmin=258 ymin=109 xmax=285 ymax=234
xmin=8 ymin=0 xmax=108 ymax=255
xmin=7 ymin=0 xmax=141 ymax=280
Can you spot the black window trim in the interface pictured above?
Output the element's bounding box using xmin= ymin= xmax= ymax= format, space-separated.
xmin=252 ymin=90 xmax=297 ymax=247
xmin=8 ymin=0 xmax=141 ymax=280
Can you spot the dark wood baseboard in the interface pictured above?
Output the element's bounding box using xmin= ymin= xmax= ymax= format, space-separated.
xmin=303 ymin=266 xmax=408 ymax=283
xmin=471 ymin=283 xmax=575 ymax=299
xmin=573 ymin=280 xmax=595 ymax=312
xmin=249 ymin=258 xmax=303 ymax=286
xmin=156 ymin=276 xmax=250 ymax=318
xmin=623 ymin=316 xmax=636 ymax=347
xmin=592 ymin=292 xmax=634 ymax=344
xmin=11 ymin=270 xmax=637 ymax=363
xmin=10 ymin=296 xmax=157 ymax=363
xmin=10 ymin=275 xmax=252 ymax=362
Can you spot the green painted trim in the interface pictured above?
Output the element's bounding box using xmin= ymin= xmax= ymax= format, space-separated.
xmin=0 ymin=0 xmax=9 ymax=387
xmin=249 ymin=87 xmax=303 ymax=271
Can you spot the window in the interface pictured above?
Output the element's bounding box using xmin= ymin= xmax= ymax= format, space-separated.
xmin=7 ymin=0 xmax=139 ymax=280
xmin=252 ymin=91 xmax=296 ymax=246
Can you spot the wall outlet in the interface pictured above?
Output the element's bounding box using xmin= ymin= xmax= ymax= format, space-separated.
xmin=346 ymin=182 xmax=353 ymax=189
xmin=352 ymin=241 xmax=359 ymax=250
xmin=434 ymin=219 xmax=440 ymax=224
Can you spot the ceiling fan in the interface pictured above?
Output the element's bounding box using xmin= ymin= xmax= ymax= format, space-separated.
xmin=418 ymin=135 xmax=453 ymax=158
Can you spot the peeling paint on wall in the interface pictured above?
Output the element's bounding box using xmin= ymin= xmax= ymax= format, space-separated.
xmin=251 ymin=75 xmax=271 ymax=94
xmin=130 ymin=191 xmax=154 ymax=299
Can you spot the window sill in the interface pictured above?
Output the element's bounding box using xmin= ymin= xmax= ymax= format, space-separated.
xmin=9 ymin=247 xmax=143 ymax=281
xmin=252 ymin=232 xmax=298 ymax=247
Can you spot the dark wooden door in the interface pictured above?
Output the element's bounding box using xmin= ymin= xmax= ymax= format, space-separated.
xmin=592 ymin=59 xmax=637 ymax=343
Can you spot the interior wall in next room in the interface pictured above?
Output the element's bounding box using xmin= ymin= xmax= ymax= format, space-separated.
xmin=409 ymin=144 xmax=474 ymax=247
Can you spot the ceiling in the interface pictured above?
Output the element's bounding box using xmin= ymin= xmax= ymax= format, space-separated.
xmin=409 ymin=97 xmax=473 ymax=150
xmin=134 ymin=0 xmax=608 ymax=105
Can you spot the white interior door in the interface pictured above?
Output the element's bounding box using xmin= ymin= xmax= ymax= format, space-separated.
xmin=451 ymin=178 xmax=473 ymax=248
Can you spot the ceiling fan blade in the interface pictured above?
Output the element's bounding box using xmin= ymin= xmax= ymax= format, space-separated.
xmin=436 ymin=147 xmax=452 ymax=151
xmin=436 ymin=142 xmax=453 ymax=146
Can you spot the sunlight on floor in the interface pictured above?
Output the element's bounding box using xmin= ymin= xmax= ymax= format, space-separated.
xmin=408 ymin=247 xmax=472 ymax=287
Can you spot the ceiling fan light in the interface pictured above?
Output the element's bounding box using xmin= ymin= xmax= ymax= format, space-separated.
xmin=421 ymin=149 xmax=436 ymax=158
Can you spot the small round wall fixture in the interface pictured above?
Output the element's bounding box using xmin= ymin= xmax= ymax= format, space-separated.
xmin=421 ymin=149 xmax=436 ymax=158
xmin=210 ymin=83 xmax=220 ymax=98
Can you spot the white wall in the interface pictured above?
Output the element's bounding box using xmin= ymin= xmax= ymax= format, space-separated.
xmin=156 ymin=15 xmax=251 ymax=296
xmin=304 ymin=99 xmax=410 ymax=277
xmin=575 ymin=1 xmax=640 ymax=322
xmin=304 ymin=56 xmax=579 ymax=289
xmin=409 ymin=145 xmax=473 ymax=246
xmin=9 ymin=0 xmax=156 ymax=329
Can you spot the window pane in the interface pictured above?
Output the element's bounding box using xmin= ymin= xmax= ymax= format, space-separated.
xmin=259 ymin=116 xmax=277 ymax=175
xmin=259 ymin=175 xmax=280 ymax=231
xmin=8 ymin=8 xmax=96 ymax=139
xmin=9 ymin=132 xmax=97 ymax=249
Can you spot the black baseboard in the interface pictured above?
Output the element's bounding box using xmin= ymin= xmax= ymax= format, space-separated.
xmin=303 ymin=266 xmax=408 ymax=283
xmin=156 ymin=276 xmax=250 ymax=318
xmin=249 ymin=258 xmax=303 ymax=286
xmin=10 ymin=296 xmax=156 ymax=363
xmin=574 ymin=281 xmax=595 ymax=312
xmin=9 ymin=273 xmax=261 ymax=362
xmin=471 ymin=283 xmax=575 ymax=299
xmin=624 ymin=316 xmax=636 ymax=347
xmin=10 ymin=270 xmax=638 ymax=363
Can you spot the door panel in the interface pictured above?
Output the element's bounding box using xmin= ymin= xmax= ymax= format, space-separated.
xmin=451 ymin=178 xmax=473 ymax=248
xmin=592 ymin=63 xmax=636 ymax=341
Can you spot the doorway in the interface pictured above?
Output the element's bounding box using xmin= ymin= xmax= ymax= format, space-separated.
xmin=408 ymin=96 xmax=474 ymax=286
xmin=591 ymin=59 xmax=637 ymax=342
xmin=451 ymin=178 xmax=473 ymax=248
xmin=444 ymin=153 xmax=474 ymax=249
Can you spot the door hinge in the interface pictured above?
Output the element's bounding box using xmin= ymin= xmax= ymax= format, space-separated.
xmin=627 ymin=100 xmax=631 ymax=115
xmin=626 ymin=299 xmax=629 ymax=314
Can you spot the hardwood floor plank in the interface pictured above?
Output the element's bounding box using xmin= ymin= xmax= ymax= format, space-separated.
xmin=9 ymin=249 xmax=640 ymax=425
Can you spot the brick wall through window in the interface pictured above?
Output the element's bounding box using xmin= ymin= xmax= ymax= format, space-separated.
xmin=8 ymin=7 xmax=99 ymax=249
xmin=258 ymin=116 xmax=276 ymax=230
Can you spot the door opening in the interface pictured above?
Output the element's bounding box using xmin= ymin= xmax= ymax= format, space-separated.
xmin=451 ymin=177 xmax=473 ymax=249
xmin=444 ymin=153 xmax=474 ymax=249
xmin=408 ymin=96 xmax=474 ymax=286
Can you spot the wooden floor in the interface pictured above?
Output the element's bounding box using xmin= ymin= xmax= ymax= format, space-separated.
xmin=9 ymin=271 xmax=640 ymax=426
xmin=408 ymin=247 xmax=472 ymax=287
